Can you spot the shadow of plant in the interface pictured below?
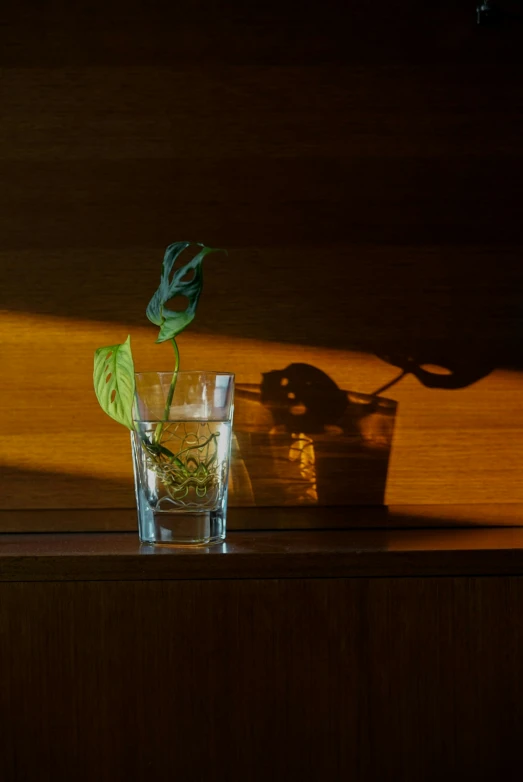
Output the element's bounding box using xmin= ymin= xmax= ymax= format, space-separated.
xmin=232 ymin=363 xmax=397 ymax=507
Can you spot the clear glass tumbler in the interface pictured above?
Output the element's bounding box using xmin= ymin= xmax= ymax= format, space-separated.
xmin=131 ymin=371 xmax=234 ymax=545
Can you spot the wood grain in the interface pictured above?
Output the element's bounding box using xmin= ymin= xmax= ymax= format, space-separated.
xmin=1 ymin=157 xmax=522 ymax=248
xmin=1 ymin=1 xmax=522 ymax=523
xmin=2 ymin=312 xmax=522 ymax=510
xmin=2 ymin=245 xmax=522 ymax=350
xmin=2 ymin=1 xmax=522 ymax=67
xmin=1 ymin=575 xmax=523 ymax=780
xmin=2 ymin=66 xmax=523 ymax=161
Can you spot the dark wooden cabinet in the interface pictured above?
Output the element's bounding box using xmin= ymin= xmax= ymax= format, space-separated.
xmin=2 ymin=524 xmax=523 ymax=781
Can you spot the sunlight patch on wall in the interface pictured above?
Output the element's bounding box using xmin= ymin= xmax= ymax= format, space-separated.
xmin=1 ymin=310 xmax=523 ymax=505
xmin=0 ymin=311 xmax=378 ymax=484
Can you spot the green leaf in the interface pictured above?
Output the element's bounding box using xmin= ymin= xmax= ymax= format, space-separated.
xmin=93 ymin=335 xmax=136 ymax=430
xmin=146 ymin=241 xmax=224 ymax=343
xmin=146 ymin=242 xmax=191 ymax=328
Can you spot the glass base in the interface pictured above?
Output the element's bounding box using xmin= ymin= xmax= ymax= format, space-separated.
xmin=137 ymin=504 xmax=226 ymax=546
xmin=131 ymin=420 xmax=231 ymax=546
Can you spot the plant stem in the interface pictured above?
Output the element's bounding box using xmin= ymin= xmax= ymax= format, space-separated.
xmin=153 ymin=337 xmax=180 ymax=445
xmin=370 ymin=369 xmax=408 ymax=398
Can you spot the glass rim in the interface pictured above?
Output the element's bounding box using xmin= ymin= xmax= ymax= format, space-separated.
xmin=134 ymin=370 xmax=235 ymax=378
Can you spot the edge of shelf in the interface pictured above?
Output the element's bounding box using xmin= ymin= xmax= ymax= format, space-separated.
xmin=3 ymin=522 xmax=523 ymax=581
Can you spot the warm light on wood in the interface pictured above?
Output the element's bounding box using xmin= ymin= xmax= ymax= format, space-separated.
xmin=1 ymin=310 xmax=523 ymax=510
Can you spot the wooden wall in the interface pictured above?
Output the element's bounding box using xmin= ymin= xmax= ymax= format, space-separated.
xmin=1 ymin=1 xmax=523 ymax=525
xmin=3 ymin=570 xmax=523 ymax=781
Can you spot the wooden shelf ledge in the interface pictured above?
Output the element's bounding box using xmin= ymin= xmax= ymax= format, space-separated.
xmin=2 ymin=511 xmax=523 ymax=581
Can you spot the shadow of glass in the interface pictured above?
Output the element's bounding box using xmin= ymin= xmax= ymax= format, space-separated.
xmin=231 ymin=363 xmax=397 ymax=507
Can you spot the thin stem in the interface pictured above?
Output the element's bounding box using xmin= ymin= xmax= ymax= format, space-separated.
xmin=153 ymin=337 xmax=180 ymax=445
xmin=163 ymin=337 xmax=180 ymax=417
xmin=370 ymin=369 xmax=408 ymax=398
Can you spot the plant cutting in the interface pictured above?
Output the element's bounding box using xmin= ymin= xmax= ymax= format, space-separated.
xmin=93 ymin=242 xmax=235 ymax=546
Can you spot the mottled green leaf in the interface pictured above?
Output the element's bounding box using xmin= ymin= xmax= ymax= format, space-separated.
xmin=145 ymin=241 xmax=191 ymax=328
xmin=146 ymin=242 xmax=223 ymax=343
xmin=93 ymin=335 xmax=135 ymax=430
